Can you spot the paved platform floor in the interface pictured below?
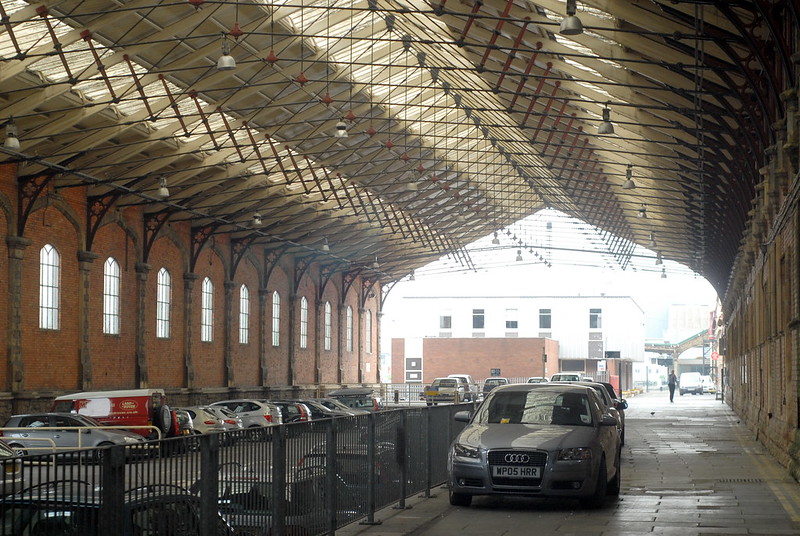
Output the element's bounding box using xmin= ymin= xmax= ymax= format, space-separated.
xmin=338 ymin=390 xmax=800 ymax=536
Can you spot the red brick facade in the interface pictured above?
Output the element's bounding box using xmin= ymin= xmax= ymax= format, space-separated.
xmin=0 ymin=163 xmax=380 ymax=416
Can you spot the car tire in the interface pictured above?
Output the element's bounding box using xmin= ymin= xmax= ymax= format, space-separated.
xmin=608 ymin=449 xmax=621 ymax=496
xmin=9 ymin=443 xmax=27 ymax=456
xmin=449 ymin=490 xmax=472 ymax=507
xmin=580 ymin=456 xmax=607 ymax=509
xmin=92 ymin=441 xmax=114 ymax=463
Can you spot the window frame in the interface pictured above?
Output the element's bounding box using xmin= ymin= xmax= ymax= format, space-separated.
xmin=239 ymin=284 xmax=249 ymax=344
xmin=156 ymin=268 xmax=171 ymax=339
xmin=271 ymin=291 xmax=281 ymax=347
xmin=539 ymin=308 xmax=552 ymax=329
xmin=324 ymin=301 xmax=332 ymax=351
xmin=39 ymin=244 xmax=60 ymax=330
xmin=346 ymin=305 xmax=353 ymax=352
xmin=590 ymin=308 xmax=602 ymax=329
xmin=365 ymin=310 xmax=372 ymax=353
xmin=102 ymin=257 xmax=121 ymax=335
xmin=201 ymin=277 xmax=213 ymax=342
xmin=472 ymin=308 xmax=485 ymax=330
xmin=299 ymin=296 xmax=308 ymax=349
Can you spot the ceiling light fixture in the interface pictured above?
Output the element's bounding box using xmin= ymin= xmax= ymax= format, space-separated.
xmin=252 ymin=212 xmax=262 ymax=227
xmin=638 ymin=204 xmax=647 ymax=218
xmin=372 ymin=256 xmax=380 ymax=269
xmin=409 ymin=270 xmax=415 ymax=281
xmin=655 ymin=251 xmax=663 ymax=265
xmin=322 ymin=238 xmax=330 ymax=252
xmin=335 ymin=120 xmax=348 ymax=138
xmin=492 ymin=231 xmax=500 ymax=245
xmin=598 ymin=102 xmax=615 ymax=135
xmin=157 ymin=177 xmax=170 ymax=200
xmin=216 ymin=34 xmax=236 ymax=71
xmin=649 ymin=232 xmax=656 ymax=248
xmin=622 ymin=164 xmax=636 ymax=189
xmin=516 ymin=249 xmax=523 ymax=262
xmin=661 ymin=267 xmax=667 ymax=279
xmin=4 ymin=118 xmax=20 ymax=150
xmin=559 ymin=0 xmax=583 ymax=35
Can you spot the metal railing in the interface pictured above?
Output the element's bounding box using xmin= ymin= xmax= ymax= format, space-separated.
xmin=0 ymin=404 xmax=471 ymax=536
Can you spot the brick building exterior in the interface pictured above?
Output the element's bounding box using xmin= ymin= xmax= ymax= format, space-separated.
xmin=0 ymin=163 xmax=380 ymax=418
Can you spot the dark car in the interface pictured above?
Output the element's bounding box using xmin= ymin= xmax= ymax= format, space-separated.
xmin=327 ymin=388 xmax=384 ymax=412
xmin=0 ymin=481 xmax=233 ymax=536
xmin=599 ymin=382 xmax=628 ymax=444
xmin=448 ymin=383 xmax=621 ymax=509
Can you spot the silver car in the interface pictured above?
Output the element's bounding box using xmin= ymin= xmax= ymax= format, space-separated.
xmin=447 ymin=383 xmax=621 ymax=509
xmin=210 ymin=400 xmax=282 ymax=440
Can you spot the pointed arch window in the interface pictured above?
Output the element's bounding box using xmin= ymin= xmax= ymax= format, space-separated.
xmin=346 ymin=305 xmax=353 ymax=352
xmin=103 ymin=257 xmax=121 ymax=335
xmin=201 ymin=277 xmax=213 ymax=342
xmin=272 ymin=291 xmax=281 ymax=347
xmin=156 ymin=268 xmax=171 ymax=338
xmin=300 ymin=296 xmax=308 ymax=349
xmin=39 ymin=244 xmax=60 ymax=330
xmin=239 ymin=284 xmax=249 ymax=344
xmin=324 ymin=302 xmax=332 ymax=351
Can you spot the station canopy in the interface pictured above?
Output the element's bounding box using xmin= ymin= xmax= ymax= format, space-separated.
xmin=0 ymin=0 xmax=790 ymax=296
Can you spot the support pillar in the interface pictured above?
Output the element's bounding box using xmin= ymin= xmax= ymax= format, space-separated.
xmin=6 ymin=236 xmax=30 ymax=394
xmin=224 ymin=280 xmax=234 ymax=387
xmin=183 ymin=272 xmax=198 ymax=388
xmin=77 ymin=250 xmax=98 ymax=390
xmin=134 ymin=263 xmax=151 ymax=388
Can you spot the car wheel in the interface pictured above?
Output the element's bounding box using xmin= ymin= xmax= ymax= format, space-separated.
xmin=92 ymin=442 xmax=114 ymax=463
xmin=580 ymin=456 xmax=608 ymax=509
xmin=9 ymin=443 xmax=26 ymax=456
xmin=187 ymin=432 xmax=201 ymax=451
xmin=449 ymin=490 xmax=472 ymax=507
xmin=608 ymin=450 xmax=621 ymax=496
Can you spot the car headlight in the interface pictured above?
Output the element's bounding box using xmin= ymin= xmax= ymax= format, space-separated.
xmin=452 ymin=443 xmax=480 ymax=459
xmin=557 ymin=447 xmax=592 ymax=461
xmin=124 ymin=436 xmax=143 ymax=444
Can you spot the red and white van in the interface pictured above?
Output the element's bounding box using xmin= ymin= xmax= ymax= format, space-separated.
xmin=51 ymin=389 xmax=174 ymax=438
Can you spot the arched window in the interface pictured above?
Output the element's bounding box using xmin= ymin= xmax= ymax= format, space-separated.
xmin=365 ymin=310 xmax=372 ymax=353
xmin=300 ymin=296 xmax=308 ymax=349
xmin=201 ymin=277 xmax=213 ymax=342
xmin=346 ymin=305 xmax=353 ymax=352
xmin=156 ymin=268 xmax=171 ymax=338
xmin=271 ymin=291 xmax=281 ymax=347
xmin=324 ymin=302 xmax=332 ymax=351
xmin=239 ymin=284 xmax=249 ymax=344
xmin=103 ymin=257 xmax=120 ymax=335
xmin=39 ymin=244 xmax=60 ymax=330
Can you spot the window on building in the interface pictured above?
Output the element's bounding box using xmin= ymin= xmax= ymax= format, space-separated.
xmin=590 ymin=308 xmax=602 ymax=329
xmin=272 ymin=291 xmax=281 ymax=347
xmin=156 ymin=268 xmax=171 ymax=338
xmin=539 ymin=308 xmax=551 ymax=329
xmin=439 ymin=311 xmax=452 ymax=329
xmin=102 ymin=257 xmax=120 ymax=335
xmin=346 ymin=305 xmax=353 ymax=352
xmin=300 ymin=296 xmax=308 ymax=349
xmin=39 ymin=244 xmax=60 ymax=330
xmin=365 ymin=310 xmax=372 ymax=353
xmin=472 ymin=309 xmax=485 ymax=329
xmin=324 ymin=301 xmax=332 ymax=351
xmin=239 ymin=284 xmax=249 ymax=344
xmin=201 ymin=277 xmax=213 ymax=342
xmin=505 ymin=308 xmax=518 ymax=329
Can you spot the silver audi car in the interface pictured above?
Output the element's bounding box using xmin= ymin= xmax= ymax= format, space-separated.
xmin=447 ymin=383 xmax=621 ymax=508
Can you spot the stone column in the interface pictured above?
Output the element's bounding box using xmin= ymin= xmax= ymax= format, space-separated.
xmin=258 ymin=288 xmax=269 ymax=386
xmin=337 ymin=303 xmax=344 ymax=384
xmin=357 ymin=307 xmax=365 ymax=384
xmin=224 ymin=280 xmax=234 ymax=387
xmin=287 ymin=293 xmax=297 ymax=385
xmin=314 ymin=301 xmax=323 ymax=384
xmin=183 ymin=272 xmax=198 ymax=388
xmin=376 ymin=310 xmax=383 ymax=383
xmin=77 ymin=250 xmax=98 ymax=390
xmin=134 ymin=263 xmax=151 ymax=387
xmin=6 ymin=236 xmax=31 ymax=393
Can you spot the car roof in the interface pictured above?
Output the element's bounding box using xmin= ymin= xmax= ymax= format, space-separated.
xmin=328 ymin=387 xmax=374 ymax=396
xmin=491 ymin=383 xmax=594 ymax=394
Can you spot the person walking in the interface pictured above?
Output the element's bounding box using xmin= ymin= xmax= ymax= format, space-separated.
xmin=668 ymin=370 xmax=678 ymax=402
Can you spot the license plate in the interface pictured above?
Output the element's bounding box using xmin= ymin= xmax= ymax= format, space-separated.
xmin=492 ymin=465 xmax=541 ymax=478
xmin=425 ymin=391 xmax=439 ymax=396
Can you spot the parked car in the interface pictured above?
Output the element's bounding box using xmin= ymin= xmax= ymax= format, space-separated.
xmin=180 ymin=406 xmax=227 ymax=443
xmin=327 ymin=388 xmax=384 ymax=412
xmin=447 ymin=383 xmax=621 ymax=509
xmin=679 ymin=372 xmax=704 ymax=395
xmin=599 ymin=382 xmax=628 ymax=444
xmin=272 ymin=401 xmax=311 ymax=424
xmin=700 ymin=375 xmax=716 ymax=393
xmin=1 ymin=413 xmax=152 ymax=460
xmin=569 ymin=381 xmax=625 ymax=445
xmin=0 ymin=439 xmax=22 ymax=496
xmin=527 ymin=377 xmax=548 ymax=383
xmin=550 ymin=373 xmax=581 ymax=382
xmin=291 ymin=399 xmax=351 ymax=420
xmin=447 ymin=374 xmax=478 ymax=401
xmin=310 ymin=397 xmax=369 ymax=416
xmin=0 ymin=481 xmax=234 ymax=535
xmin=210 ymin=400 xmax=282 ymax=439
xmin=424 ymin=377 xmax=464 ymax=405
xmin=482 ymin=377 xmax=509 ymax=396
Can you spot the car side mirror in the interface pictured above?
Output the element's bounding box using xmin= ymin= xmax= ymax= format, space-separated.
xmin=600 ymin=414 xmax=618 ymax=427
xmin=454 ymin=411 xmax=471 ymax=423
xmin=620 ymin=399 xmax=628 ymax=410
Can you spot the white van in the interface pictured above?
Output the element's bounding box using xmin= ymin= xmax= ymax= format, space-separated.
xmin=679 ymin=372 xmax=703 ymax=395
xmin=550 ymin=373 xmax=581 ymax=382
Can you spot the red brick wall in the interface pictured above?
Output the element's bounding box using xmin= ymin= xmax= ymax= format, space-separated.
xmin=318 ymin=277 xmax=339 ymax=383
xmin=266 ymin=266 xmax=290 ymax=386
xmin=340 ymin=290 xmax=359 ymax=384
xmin=191 ymin=247 xmax=226 ymax=387
xmin=391 ymin=337 xmax=556 ymax=384
xmin=231 ymin=255 xmax=261 ymax=386
xmin=294 ymin=272 xmax=317 ymax=384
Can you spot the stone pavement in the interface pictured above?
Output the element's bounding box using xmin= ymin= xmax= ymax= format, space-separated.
xmin=337 ymin=390 xmax=800 ymax=535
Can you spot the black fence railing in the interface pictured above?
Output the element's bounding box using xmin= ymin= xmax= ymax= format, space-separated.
xmin=0 ymin=404 xmax=470 ymax=536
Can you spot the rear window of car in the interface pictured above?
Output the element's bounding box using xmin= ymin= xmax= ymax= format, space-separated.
xmin=433 ymin=379 xmax=458 ymax=387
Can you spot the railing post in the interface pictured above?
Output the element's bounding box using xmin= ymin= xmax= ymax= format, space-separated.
xmin=325 ymin=418 xmax=338 ymax=533
xmin=199 ymin=434 xmax=220 ymax=536
xmin=394 ymin=411 xmax=410 ymax=510
xmin=273 ymin=426 xmax=286 ymax=536
xmin=361 ymin=412 xmax=381 ymax=525
xmin=423 ymin=407 xmax=433 ymax=498
xmin=99 ymin=445 xmax=125 ymax=534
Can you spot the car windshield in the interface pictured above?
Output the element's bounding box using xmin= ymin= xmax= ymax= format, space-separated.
xmin=433 ymin=379 xmax=458 ymax=388
xmin=485 ymin=379 xmax=506 ymax=386
xmin=474 ymin=390 xmax=594 ymax=426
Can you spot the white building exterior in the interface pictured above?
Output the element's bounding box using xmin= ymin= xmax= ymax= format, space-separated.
xmin=396 ymin=294 xmax=646 ymax=364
